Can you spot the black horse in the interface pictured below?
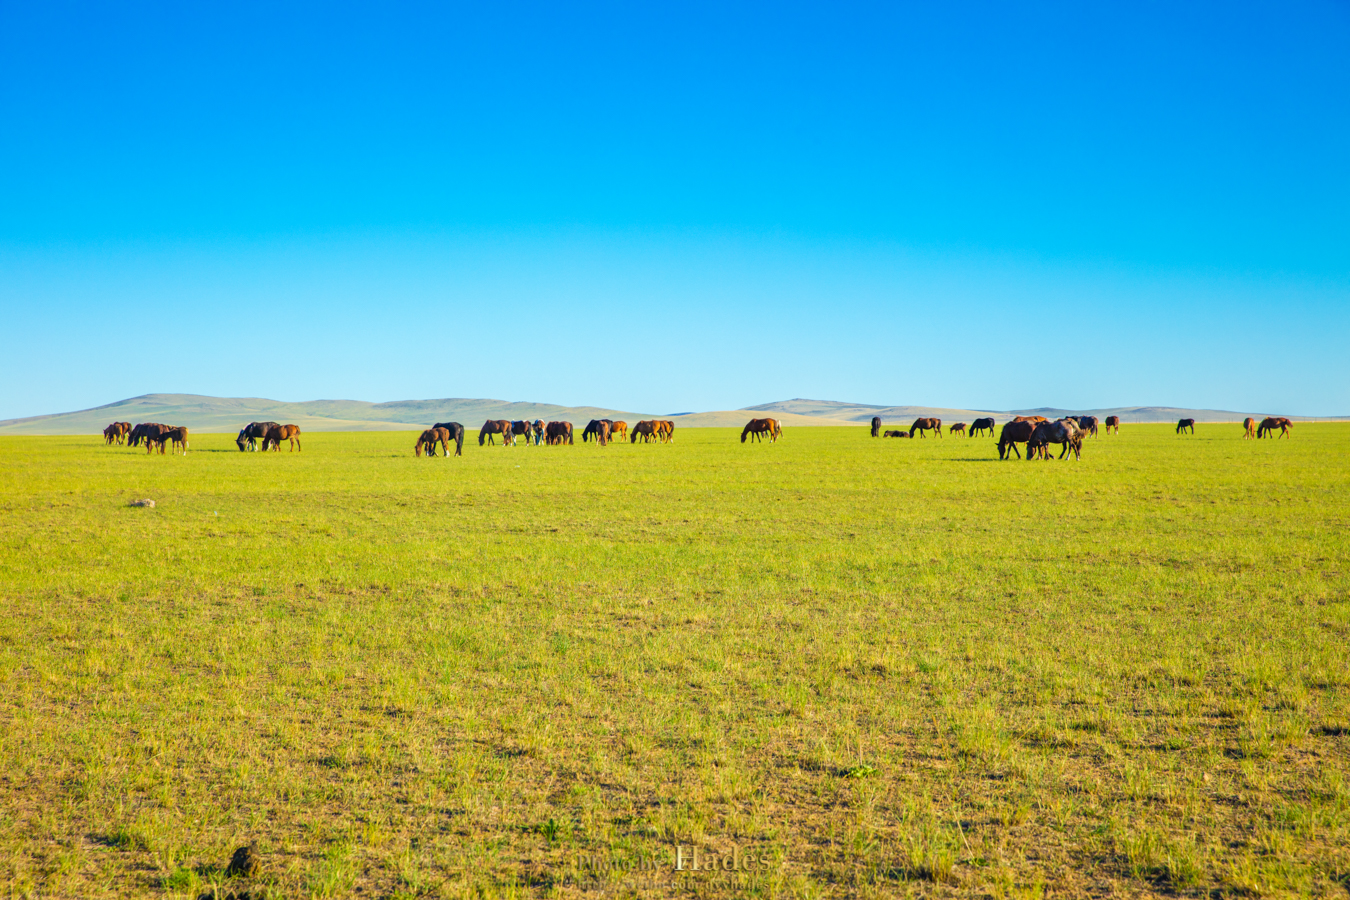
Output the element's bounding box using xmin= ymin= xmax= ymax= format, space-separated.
xmin=1176 ymin=418 xmax=1196 ymax=435
xmin=237 ymin=421 xmax=281 ymax=451
xmin=969 ymin=417 xmax=996 ymax=438
xmin=431 ymin=422 xmax=466 ymax=457
xmin=870 ymin=416 xmax=881 ymax=437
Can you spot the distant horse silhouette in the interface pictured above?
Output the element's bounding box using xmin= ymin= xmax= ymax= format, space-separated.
xmin=1257 ymin=416 xmax=1292 ymax=439
xmin=1176 ymin=418 xmax=1196 ymax=435
xmin=545 ymin=421 xmax=573 ymax=445
xmin=264 ymin=424 xmax=302 ymax=451
xmin=741 ymin=418 xmax=781 ymax=443
xmin=1243 ymin=417 xmax=1256 ymax=440
xmin=237 ymin=421 xmax=280 ymax=451
xmin=870 ymin=416 xmax=881 ymax=437
xmin=949 ymin=422 xmax=967 ymax=436
xmin=1104 ymin=415 xmax=1120 ymax=435
xmin=582 ymin=420 xmax=606 ymax=443
xmin=909 ymin=417 xmax=941 ymax=438
xmin=479 ymin=419 xmax=513 ymax=446
xmin=431 ymin=422 xmax=465 ymax=456
xmin=997 ymin=420 xmax=1036 ymax=459
xmin=969 ymin=418 xmax=996 ymax=438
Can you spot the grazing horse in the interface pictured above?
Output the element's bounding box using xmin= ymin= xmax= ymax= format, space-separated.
xmin=1257 ymin=416 xmax=1293 ymax=439
xmin=609 ymin=420 xmax=628 ymax=441
xmin=969 ymin=417 xmax=996 ymax=438
xmin=1104 ymin=415 xmax=1120 ymax=435
xmin=997 ymin=420 xmax=1036 ymax=459
xmin=883 ymin=430 xmax=909 ymax=438
xmin=1074 ymin=416 xmax=1099 ymax=437
xmin=104 ymin=422 xmax=132 ymax=445
xmin=582 ymin=420 xmax=606 ymax=443
xmin=870 ymin=416 xmax=881 ymax=438
xmin=511 ymin=420 xmax=533 ymax=445
xmin=131 ymin=423 xmax=171 ymax=450
xmin=545 ymin=421 xmax=573 ymax=445
xmin=1028 ymin=420 xmax=1082 ymax=461
xmin=531 ymin=420 xmax=545 ymax=445
xmin=1176 ymin=418 xmax=1196 ymax=435
xmin=236 ymin=421 xmax=280 ymax=451
xmin=909 ymin=417 xmax=942 ymax=438
xmin=741 ymin=418 xmax=781 ymax=443
xmin=156 ymin=426 xmax=189 ymax=454
xmin=415 ymin=428 xmax=451 ymax=456
xmin=263 ymin=424 xmax=302 ymax=451
xmin=949 ymin=422 xmax=967 ymax=436
xmin=657 ymin=420 xmax=675 ymax=442
xmin=479 ymin=419 xmax=513 ymax=446
xmin=631 ymin=420 xmax=659 ymax=443
xmin=1243 ymin=417 xmax=1256 ymax=439
xmin=431 ymin=422 xmax=466 ymax=456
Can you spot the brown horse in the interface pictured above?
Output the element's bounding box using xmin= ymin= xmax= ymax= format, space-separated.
xmin=1028 ymin=420 xmax=1082 ymax=461
xmin=870 ymin=416 xmax=881 ymax=437
xmin=1013 ymin=415 xmax=1048 ymax=424
xmin=431 ymin=422 xmax=466 ymax=456
xmin=479 ymin=419 xmax=513 ymax=446
xmin=909 ymin=417 xmax=941 ymax=438
xmin=883 ymin=430 xmax=909 ymax=438
xmin=104 ymin=422 xmax=132 ymax=445
xmin=264 ymin=424 xmax=302 ymax=451
xmin=609 ymin=420 xmax=628 ymax=441
xmin=997 ymin=420 xmax=1036 ymax=459
xmin=1104 ymin=415 xmax=1120 ymax=435
xmin=741 ymin=418 xmax=781 ymax=443
xmin=592 ymin=420 xmax=612 ymax=445
xmin=1176 ymin=418 xmax=1196 ymax=435
xmin=512 ymin=420 xmax=534 ymax=445
xmin=1257 ymin=416 xmax=1293 ymax=439
xmin=1243 ymin=417 xmax=1256 ymax=439
xmin=237 ymin=421 xmax=280 ymax=451
xmin=545 ymin=421 xmax=573 ymax=445
xmin=657 ymin=420 xmax=675 ymax=442
xmin=631 ymin=420 xmax=658 ymax=443
xmin=949 ymin=422 xmax=967 ymax=436
xmin=415 ymin=427 xmax=451 ymax=456
xmin=968 ymin=417 xmax=995 ymax=438
xmin=163 ymin=426 xmax=189 ymax=454
xmin=582 ymin=420 xmax=607 ymax=443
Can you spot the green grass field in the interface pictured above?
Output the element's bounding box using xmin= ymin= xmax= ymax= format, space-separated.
xmin=1 ymin=425 xmax=1348 ymax=898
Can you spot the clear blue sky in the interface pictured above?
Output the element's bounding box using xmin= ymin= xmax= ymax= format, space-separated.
xmin=3 ymin=1 xmax=1348 ymax=418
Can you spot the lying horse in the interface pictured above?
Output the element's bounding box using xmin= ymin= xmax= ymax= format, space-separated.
xmin=1257 ymin=416 xmax=1292 ymax=439
xmin=909 ymin=417 xmax=941 ymax=438
xmin=263 ymin=424 xmax=301 ymax=451
xmin=969 ymin=417 xmax=996 ymax=438
xmin=545 ymin=421 xmax=573 ymax=445
xmin=949 ymin=422 xmax=967 ymax=436
xmin=1243 ymin=417 xmax=1256 ymax=439
xmin=237 ymin=421 xmax=280 ymax=451
xmin=1176 ymin=418 xmax=1196 ymax=435
xmin=997 ymin=420 xmax=1036 ymax=459
xmin=870 ymin=416 xmax=881 ymax=438
xmin=1028 ymin=420 xmax=1081 ymax=461
xmin=479 ymin=419 xmax=513 ymax=446
xmin=431 ymin=422 xmax=466 ymax=456
xmin=883 ymin=430 xmax=909 ymax=438
xmin=741 ymin=418 xmax=781 ymax=443
xmin=1104 ymin=415 xmax=1120 ymax=435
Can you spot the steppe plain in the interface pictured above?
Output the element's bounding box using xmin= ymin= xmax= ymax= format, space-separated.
xmin=0 ymin=425 xmax=1347 ymax=898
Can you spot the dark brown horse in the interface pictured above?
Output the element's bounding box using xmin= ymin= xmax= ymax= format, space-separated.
xmin=264 ymin=424 xmax=302 ymax=451
xmin=511 ymin=420 xmax=534 ymax=445
xmin=161 ymin=426 xmax=189 ymax=454
xmin=949 ymin=422 xmax=967 ymax=436
xmin=883 ymin=430 xmax=909 ymax=438
xmin=1028 ymin=420 xmax=1082 ymax=461
xmin=130 ymin=423 xmax=172 ymax=450
xmin=430 ymin=422 xmax=465 ymax=456
xmin=479 ymin=419 xmax=513 ymax=446
xmin=582 ymin=419 xmax=607 ymax=443
xmin=741 ymin=418 xmax=781 ymax=443
xmin=1257 ymin=416 xmax=1292 ymax=439
xmin=909 ymin=417 xmax=941 ymax=438
xmin=870 ymin=416 xmax=881 ymax=437
xmin=545 ymin=421 xmax=573 ymax=445
xmin=1104 ymin=415 xmax=1120 ymax=435
xmin=631 ymin=420 xmax=658 ymax=443
xmin=415 ymin=427 xmax=452 ymax=456
xmin=969 ymin=417 xmax=995 ymax=438
xmin=1176 ymin=418 xmax=1196 ymax=435
xmin=104 ymin=422 xmax=132 ymax=445
xmin=997 ymin=420 xmax=1036 ymax=459
xmin=1074 ymin=416 xmax=1099 ymax=436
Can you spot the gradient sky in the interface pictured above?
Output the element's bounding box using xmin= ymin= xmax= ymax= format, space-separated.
xmin=3 ymin=1 xmax=1348 ymax=419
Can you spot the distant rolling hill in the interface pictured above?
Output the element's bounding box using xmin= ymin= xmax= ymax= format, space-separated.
xmin=0 ymin=394 xmax=1342 ymax=435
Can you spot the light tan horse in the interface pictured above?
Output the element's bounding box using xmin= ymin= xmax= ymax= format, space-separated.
xmin=609 ymin=420 xmax=628 ymax=441
xmin=1243 ymin=417 xmax=1256 ymax=439
xmin=656 ymin=420 xmax=675 ymax=442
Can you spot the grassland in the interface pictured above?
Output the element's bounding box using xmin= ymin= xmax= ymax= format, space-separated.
xmin=0 ymin=425 xmax=1347 ymax=899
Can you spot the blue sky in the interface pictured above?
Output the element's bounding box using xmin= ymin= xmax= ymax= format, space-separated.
xmin=2 ymin=1 xmax=1348 ymax=418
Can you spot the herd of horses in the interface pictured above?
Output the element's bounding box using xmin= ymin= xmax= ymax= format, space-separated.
xmin=103 ymin=412 xmax=1298 ymax=460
